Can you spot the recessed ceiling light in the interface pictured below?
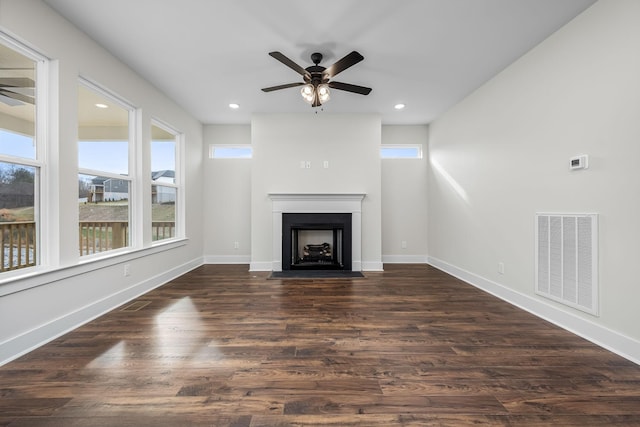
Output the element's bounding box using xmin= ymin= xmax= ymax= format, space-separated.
xmin=394 ymin=103 xmax=406 ymax=110
xmin=229 ymin=103 xmax=240 ymax=109
xmin=95 ymin=103 xmax=108 ymax=109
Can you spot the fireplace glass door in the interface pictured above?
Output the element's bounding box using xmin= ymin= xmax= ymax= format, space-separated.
xmin=291 ymin=227 xmax=343 ymax=269
xmin=282 ymin=212 xmax=352 ymax=271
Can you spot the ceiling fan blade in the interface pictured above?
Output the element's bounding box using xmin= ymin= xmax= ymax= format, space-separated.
xmin=268 ymin=52 xmax=310 ymax=78
xmin=0 ymin=93 xmax=24 ymax=106
xmin=328 ymin=81 xmax=372 ymax=95
xmin=0 ymin=88 xmax=34 ymax=104
xmin=324 ymin=51 xmax=364 ymax=79
xmin=0 ymin=77 xmax=35 ymax=88
xmin=261 ymin=82 xmax=305 ymax=92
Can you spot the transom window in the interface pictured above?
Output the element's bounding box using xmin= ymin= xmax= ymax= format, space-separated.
xmin=209 ymin=145 xmax=252 ymax=159
xmin=380 ymin=144 xmax=423 ymax=159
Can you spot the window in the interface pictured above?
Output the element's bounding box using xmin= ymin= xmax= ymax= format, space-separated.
xmin=380 ymin=145 xmax=423 ymax=159
xmin=209 ymin=145 xmax=252 ymax=159
xmin=0 ymin=36 xmax=45 ymax=273
xmin=78 ymin=80 xmax=134 ymax=256
xmin=151 ymin=121 xmax=180 ymax=242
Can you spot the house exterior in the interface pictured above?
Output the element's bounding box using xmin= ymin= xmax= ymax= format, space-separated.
xmin=151 ymin=170 xmax=175 ymax=204
xmin=88 ymin=177 xmax=129 ymax=202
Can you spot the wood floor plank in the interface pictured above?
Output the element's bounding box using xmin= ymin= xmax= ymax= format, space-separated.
xmin=1 ymin=264 xmax=640 ymax=426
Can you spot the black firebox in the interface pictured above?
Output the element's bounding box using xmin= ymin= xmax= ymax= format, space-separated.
xmin=282 ymin=213 xmax=352 ymax=271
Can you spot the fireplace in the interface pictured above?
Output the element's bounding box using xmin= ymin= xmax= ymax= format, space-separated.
xmin=282 ymin=213 xmax=352 ymax=270
xmin=267 ymin=193 xmax=365 ymax=272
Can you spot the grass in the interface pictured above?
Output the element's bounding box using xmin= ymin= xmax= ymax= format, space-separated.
xmin=0 ymin=207 xmax=34 ymax=222
xmin=0 ymin=203 xmax=175 ymax=222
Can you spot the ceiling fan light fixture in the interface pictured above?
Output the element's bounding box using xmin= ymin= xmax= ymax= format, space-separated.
xmin=301 ymin=84 xmax=315 ymax=104
xmin=317 ymin=84 xmax=330 ymax=103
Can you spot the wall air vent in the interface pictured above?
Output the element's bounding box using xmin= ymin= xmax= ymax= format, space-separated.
xmin=535 ymin=213 xmax=598 ymax=315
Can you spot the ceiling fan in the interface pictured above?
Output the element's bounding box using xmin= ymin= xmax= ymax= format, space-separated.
xmin=0 ymin=77 xmax=35 ymax=106
xmin=262 ymin=51 xmax=372 ymax=107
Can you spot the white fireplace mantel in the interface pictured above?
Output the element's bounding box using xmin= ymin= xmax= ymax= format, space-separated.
xmin=268 ymin=193 xmax=366 ymax=271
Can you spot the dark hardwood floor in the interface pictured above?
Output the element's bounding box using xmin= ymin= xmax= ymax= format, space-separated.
xmin=2 ymin=264 xmax=640 ymax=426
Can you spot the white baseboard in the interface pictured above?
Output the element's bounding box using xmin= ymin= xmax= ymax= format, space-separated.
xmin=0 ymin=257 xmax=203 ymax=366
xmin=249 ymin=261 xmax=273 ymax=272
xmin=204 ymin=255 xmax=251 ymax=264
xmin=382 ymin=254 xmax=428 ymax=264
xmin=362 ymin=261 xmax=384 ymax=271
xmin=427 ymin=256 xmax=640 ymax=365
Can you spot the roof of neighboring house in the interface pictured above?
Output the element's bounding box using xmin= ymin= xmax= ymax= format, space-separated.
xmin=152 ymin=170 xmax=175 ymax=180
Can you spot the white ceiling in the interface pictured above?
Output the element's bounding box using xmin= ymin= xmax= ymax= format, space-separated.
xmin=43 ymin=0 xmax=596 ymax=125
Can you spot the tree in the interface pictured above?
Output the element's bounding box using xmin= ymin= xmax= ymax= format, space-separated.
xmin=10 ymin=167 xmax=34 ymax=184
xmin=0 ymin=165 xmax=35 ymax=184
xmin=78 ymin=177 xmax=92 ymax=198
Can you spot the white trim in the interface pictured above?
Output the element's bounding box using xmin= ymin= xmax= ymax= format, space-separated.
xmin=204 ymin=255 xmax=251 ymax=265
xmin=382 ymin=254 xmax=429 ymax=264
xmin=249 ymin=261 xmax=273 ymax=272
xmin=427 ymin=256 xmax=640 ymax=365
xmin=0 ymin=238 xmax=188 ymax=296
xmin=0 ymin=256 xmax=203 ymax=366
xmin=362 ymin=261 xmax=384 ymax=271
xmin=268 ymin=193 xmax=365 ymax=272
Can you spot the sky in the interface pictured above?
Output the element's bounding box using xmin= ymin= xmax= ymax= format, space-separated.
xmin=2 ymin=128 xmax=418 ymax=176
xmin=0 ymin=129 xmax=175 ymax=175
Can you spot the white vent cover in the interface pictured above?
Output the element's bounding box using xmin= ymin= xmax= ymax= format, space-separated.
xmin=535 ymin=213 xmax=598 ymax=315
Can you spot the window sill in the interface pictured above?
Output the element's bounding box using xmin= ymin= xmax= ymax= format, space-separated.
xmin=0 ymin=238 xmax=188 ymax=297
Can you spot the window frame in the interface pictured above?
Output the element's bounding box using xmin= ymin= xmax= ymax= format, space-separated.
xmin=0 ymin=32 xmax=48 ymax=277
xmin=77 ymin=77 xmax=137 ymax=258
xmin=150 ymin=118 xmax=183 ymax=243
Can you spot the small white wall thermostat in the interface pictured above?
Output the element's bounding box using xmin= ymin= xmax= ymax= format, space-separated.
xmin=569 ymin=154 xmax=588 ymax=170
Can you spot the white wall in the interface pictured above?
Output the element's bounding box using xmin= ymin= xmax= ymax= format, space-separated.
xmin=250 ymin=113 xmax=382 ymax=271
xmin=0 ymin=0 xmax=204 ymax=364
xmin=202 ymin=123 xmax=429 ymax=269
xmin=381 ymin=125 xmax=428 ymax=263
xmin=202 ymin=125 xmax=252 ymax=263
xmin=427 ymin=0 xmax=640 ymax=362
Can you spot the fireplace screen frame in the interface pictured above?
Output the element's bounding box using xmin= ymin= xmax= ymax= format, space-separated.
xmin=282 ymin=212 xmax=352 ymax=271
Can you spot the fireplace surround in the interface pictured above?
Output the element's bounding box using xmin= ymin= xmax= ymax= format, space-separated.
xmin=268 ymin=193 xmax=365 ymax=272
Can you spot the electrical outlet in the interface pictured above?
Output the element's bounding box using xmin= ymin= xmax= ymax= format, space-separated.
xmin=234 ymin=241 xmax=239 ymax=250
xmin=401 ymin=240 xmax=407 ymax=249
xmin=124 ymin=264 xmax=131 ymax=277
xmin=498 ymin=262 xmax=504 ymax=275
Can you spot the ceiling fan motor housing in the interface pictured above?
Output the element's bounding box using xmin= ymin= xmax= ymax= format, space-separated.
xmin=305 ymin=54 xmax=328 ymax=87
xmin=310 ymin=52 xmax=323 ymax=65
